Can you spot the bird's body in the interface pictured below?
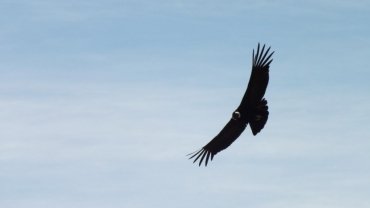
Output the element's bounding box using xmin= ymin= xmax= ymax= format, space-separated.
xmin=189 ymin=43 xmax=274 ymax=166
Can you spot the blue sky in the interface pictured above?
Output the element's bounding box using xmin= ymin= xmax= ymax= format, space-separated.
xmin=1 ymin=0 xmax=370 ymax=207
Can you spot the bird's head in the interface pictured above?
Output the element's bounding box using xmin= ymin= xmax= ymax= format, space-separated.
xmin=232 ymin=111 xmax=241 ymax=120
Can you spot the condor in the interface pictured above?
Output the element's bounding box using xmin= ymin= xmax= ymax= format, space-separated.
xmin=189 ymin=43 xmax=274 ymax=166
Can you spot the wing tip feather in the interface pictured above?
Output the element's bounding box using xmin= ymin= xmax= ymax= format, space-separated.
xmin=188 ymin=148 xmax=213 ymax=167
xmin=253 ymin=43 xmax=274 ymax=68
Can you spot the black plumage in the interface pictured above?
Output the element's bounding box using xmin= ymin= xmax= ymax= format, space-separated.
xmin=188 ymin=43 xmax=274 ymax=166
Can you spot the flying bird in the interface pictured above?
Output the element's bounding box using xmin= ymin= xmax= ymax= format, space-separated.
xmin=188 ymin=43 xmax=274 ymax=166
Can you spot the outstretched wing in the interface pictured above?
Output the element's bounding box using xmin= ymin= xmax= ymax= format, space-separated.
xmin=188 ymin=119 xmax=247 ymax=166
xmin=238 ymin=43 xmax=273 ymax=111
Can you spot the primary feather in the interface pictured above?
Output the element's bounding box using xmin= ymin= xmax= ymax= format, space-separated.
xmin=189 ymin=43 xmax=274 ymax=166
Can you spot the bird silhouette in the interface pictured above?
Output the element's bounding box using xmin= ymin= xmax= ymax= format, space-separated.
xmin=188 ymin=43 xmax=274 ymax=166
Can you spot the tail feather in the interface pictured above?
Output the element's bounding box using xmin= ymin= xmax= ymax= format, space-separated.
xmin=250 ymin=98 xmax=269 ymax=135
